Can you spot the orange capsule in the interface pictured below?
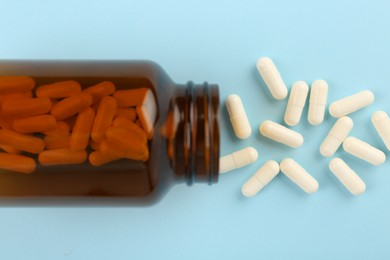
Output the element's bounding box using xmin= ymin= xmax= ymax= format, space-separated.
xmin=89 ymin=150 xmax=122 ymax=166
xmin=99 ymin=140 xmax=148 ymax=161
xmin=0 ymin=129 xmax=45 ymax=154
xmin=0 ymin=76 xmax=35 ymax=93
xmin=1 ymin=97 xmax=52 ymax=118
xmin=51 ymin=93 xmax=92 ymax=120
xmin=84 ymin=81 xmax=116 ymax=103
xmin=38 ymin=149 xmax=87 ymax=165
xmin=112 ymin=117 xmax=147 ymax=140
xmin=106 ymin=125 xmax=147 ymax=145
xmin=0 ymin=91 xmax=33 ymax=106
xmin=43 ymin=135 xmax=70 ymax=150
xmin=114 ymin=108 xmax=137 ymax=121
xmin=0 ymin=145 xmax=21 ymax=154
xmin=69 ymin=107 xmax=95 ymax=151
xmin=113 ymin=87 xmax=148 ymax=107
xmin=99 ymin=140 xmax=125 ymax=157
xmin=0 ymin=152 xmax=36 ymax=174
xmin=91 ymin=96 xmax=117 ymax=142
xmin=13 ymin=115 xmax=56 ymax=133
xmin=100 ymin=139 xmax=148 ymax=161
xmin=36 ymin=80 xmax=81 ymax=98
xmin=105 ymin=127 xmax=148 ymax=158
xmin=43 ymin=121 xmax=70 ymax=136
xmin=112 ymin=116 xmax=132 ymax=128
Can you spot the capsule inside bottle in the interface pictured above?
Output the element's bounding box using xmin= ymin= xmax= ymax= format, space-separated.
xmin=0 ymin=61 xmax=220 ymax=202
xmin=0 ymin=65 xmax=159 ymax=197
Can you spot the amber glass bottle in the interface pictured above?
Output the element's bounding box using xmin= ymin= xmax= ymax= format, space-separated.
xmin=0 ymin=61 xmax=220 ymax=205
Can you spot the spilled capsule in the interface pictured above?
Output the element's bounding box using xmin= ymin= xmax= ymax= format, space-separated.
xmin=256 ymin=57 xmax=288 ymax=100
xmin=225 ymin=94 xmax=251 ymax=139
xmin=219 ymin=147 xmax=258 ymax=174
xmin=320 ymin=116 xmax=353 ymax=157
xmin=280 ymin=158 xmax=319 ymax=193
xmin=329 ymin=90 xmax=374 ymax=118
xmin=329 ymin=158 xmax=365 ymax=195
xmin=308 ymin=80 xmax=328 ymax=125
xmin=343 ymin=136 xmax=386 ymax=166
xmin=260 ymin=120 xmax=304 ymax=148
xmin=241 ymin=160 xmax=280 ymax=197
xmin=371 ymin=111 xmax=390 ymax=150
xmin=284 ymin=81 xmax=309 ymax=126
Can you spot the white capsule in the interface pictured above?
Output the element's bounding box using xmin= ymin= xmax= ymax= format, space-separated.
xmin=225 ymin=94 xmax=252 ymax=139
xmin=320 ymin=116 xmax=353 ymax=157
xmin=371 ymin=111 xmax=390 ymax=150
xmin=329 ymin=90 xmax=374 ymax=118
xmin=280 ymin=158 xmax=319 ymax=193
xmin=284 ymin=81 xmax=309 ymax=126
xmin=343 ymin=136 xmax=386 ymax=166
xmin=259 ymin=120 xmax=304 ymax=148
xmin=241 ymin=160 xmax=280 ymax=197
xmin=329 ymin=158 xmax=366 ymax=195
xmin=219 ymin=147 xmax=258 ymax=174
xmin=256 ymin=57 xmax=288 ymax=100
xmin=308 ymin=80 xmax=328 ymax=125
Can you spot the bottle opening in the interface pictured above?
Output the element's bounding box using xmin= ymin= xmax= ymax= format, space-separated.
xmin=169 ymin=81 xmax=220 ymax=185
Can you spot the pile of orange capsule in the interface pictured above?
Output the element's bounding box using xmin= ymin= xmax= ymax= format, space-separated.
xmin=0 ymin=76 xmax=157 ymax=174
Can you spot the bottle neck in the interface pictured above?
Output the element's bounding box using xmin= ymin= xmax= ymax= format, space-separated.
xmin=167 ymin=81 xmax=220 ymax=185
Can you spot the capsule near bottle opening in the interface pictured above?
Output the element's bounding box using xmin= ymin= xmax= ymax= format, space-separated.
xmin=0 ymin=61 xmax=220 ymax=204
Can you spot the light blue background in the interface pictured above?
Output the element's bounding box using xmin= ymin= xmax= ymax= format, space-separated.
xmin=1 ymin=0 xmax=390 ymax=259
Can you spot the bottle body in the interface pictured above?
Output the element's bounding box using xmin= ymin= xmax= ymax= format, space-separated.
xmin=0 ymin=61 xmax=220 ymax=204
